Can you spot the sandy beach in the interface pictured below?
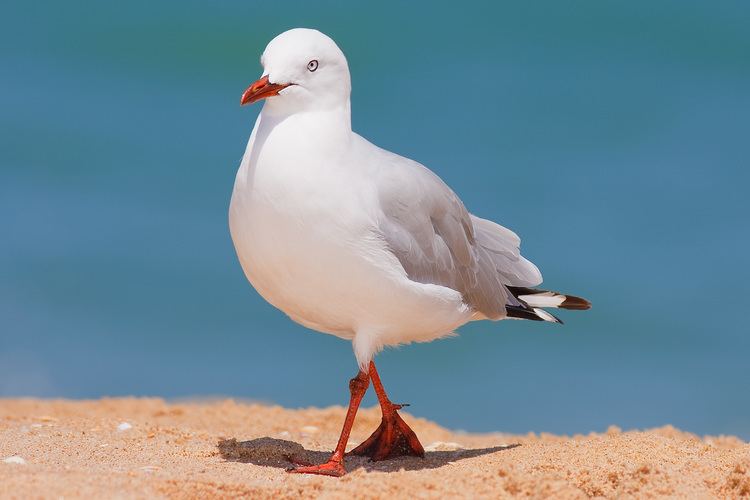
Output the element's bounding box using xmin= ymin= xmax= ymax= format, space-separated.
xmin=0 ymin=398 xmax=748 ymax=499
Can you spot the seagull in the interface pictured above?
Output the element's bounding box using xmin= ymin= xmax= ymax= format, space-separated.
xmin=229 ymin=28 xmax=590 ymax=477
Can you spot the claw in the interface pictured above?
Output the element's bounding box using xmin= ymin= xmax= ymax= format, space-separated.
xmin=287 ymin=459 xmax=346 ymax=477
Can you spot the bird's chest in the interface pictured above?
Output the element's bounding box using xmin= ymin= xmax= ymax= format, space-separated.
xmin=237 ymin=169 xmax=362 ymax=267
xmin=229 ymin=155 xmax=380 ymax=331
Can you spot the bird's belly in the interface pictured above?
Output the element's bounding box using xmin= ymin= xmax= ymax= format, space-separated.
xmin=230 ymin=185 xmax=385 ymax=338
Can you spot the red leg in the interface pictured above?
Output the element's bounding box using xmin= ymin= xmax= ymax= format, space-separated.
xmin=287 ymin=369 xmax=369 ymax=477
xmin=348 ymin=361 xmax=425 ymax=461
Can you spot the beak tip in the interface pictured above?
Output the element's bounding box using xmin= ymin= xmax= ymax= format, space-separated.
xmin=240 ymin=75 xmax=290 ymax=108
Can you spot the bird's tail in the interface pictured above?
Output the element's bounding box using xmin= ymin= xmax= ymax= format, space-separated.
xmin=505 ymin=286 xmax=591 ymax=324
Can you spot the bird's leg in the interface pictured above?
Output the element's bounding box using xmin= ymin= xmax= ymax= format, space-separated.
xmin=348 ymin=361 xmax=425 ymax=461
xmin=287 ymin=369 xmax=370 ymax=477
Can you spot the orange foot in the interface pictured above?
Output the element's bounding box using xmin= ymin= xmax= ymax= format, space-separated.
xmin=286 ymin=457 xmax=346 ymax=477
xmin=348 ymin=405 xmax=425 ymax=461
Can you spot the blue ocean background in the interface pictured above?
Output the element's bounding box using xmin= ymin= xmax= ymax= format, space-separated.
xmin=2 ymin=1 xmax=749 ymax=438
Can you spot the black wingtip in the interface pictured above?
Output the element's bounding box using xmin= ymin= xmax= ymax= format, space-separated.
xmin=506 ymin=305 xmax=563 ymax=323
xmin=560 ymin=295 xmax=592 ymax=310
xmin=505 ymin=306 xmax=543 ymax=321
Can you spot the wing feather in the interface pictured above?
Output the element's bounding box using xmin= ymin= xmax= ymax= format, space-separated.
xmin=372 ymin=148 xmax=541 ymax=319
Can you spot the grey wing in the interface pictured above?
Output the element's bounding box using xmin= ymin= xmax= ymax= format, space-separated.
xmin=469 ymin=215 xmax=542 ymax=287
xmin=376 ymin=155 xmax=542 ymax=320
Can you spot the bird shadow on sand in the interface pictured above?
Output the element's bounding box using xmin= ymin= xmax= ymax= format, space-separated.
xmin=218 ymin=436 xmax=519 ymax=473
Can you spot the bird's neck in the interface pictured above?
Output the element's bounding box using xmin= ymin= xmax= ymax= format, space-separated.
xmin=259 ymin=102 xmax=353 ymax=149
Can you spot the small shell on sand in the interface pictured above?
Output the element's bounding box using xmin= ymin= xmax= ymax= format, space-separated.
xmin=300 ymin=425 xmax=319 ymax=434
xmin=3 ymin=456 xmax=27 ymax=465
xmin=117 ymin=422 xmax=133 ymax=432
xmin=424 ymin=441 xmax=466 ymax=452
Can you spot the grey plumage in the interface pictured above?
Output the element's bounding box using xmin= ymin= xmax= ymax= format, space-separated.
xmin=376 ymin=155 xmax=542 ymax=320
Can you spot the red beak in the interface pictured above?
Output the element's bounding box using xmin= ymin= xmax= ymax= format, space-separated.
xmin=240 ymin=75 xmax=292 ymax=106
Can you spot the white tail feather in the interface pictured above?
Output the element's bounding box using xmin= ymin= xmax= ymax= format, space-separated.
xmin=533 ymin=308 xmax=561 ymax=323
xmin=519 ymin=292 xmax=566 ymax=309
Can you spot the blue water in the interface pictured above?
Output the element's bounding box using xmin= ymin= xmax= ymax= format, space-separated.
xmin=2 ymin=1 xmax=749 ymax=439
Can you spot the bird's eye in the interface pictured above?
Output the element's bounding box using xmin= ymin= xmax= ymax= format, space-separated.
xmin=307 ymin=60 xmax=319 ymax=72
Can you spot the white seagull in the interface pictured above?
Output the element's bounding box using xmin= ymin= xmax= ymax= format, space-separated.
xmin=229 ymin=28 xmax=590 ymax=476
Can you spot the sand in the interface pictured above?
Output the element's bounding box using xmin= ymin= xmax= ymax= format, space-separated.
xmin=0 ymin=398 xmax=748 ymax=499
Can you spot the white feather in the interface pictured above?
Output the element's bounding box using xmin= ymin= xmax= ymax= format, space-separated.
xmin=519 ymin=292 xmax=566 ymax=308
xmin=533 ymin=308 xmax=560 ymax=323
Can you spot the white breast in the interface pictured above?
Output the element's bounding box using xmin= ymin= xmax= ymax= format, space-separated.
xmin=230 ymin=113 xmax=378 ymax=336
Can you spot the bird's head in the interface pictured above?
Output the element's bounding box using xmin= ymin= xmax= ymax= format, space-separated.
xmin=241 ymin=28 xmax=351 ymax=114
